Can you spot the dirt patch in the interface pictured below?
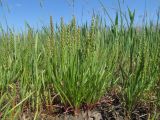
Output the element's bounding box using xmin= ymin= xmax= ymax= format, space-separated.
xmin=19 ymin=93 xmax=155 ymax=120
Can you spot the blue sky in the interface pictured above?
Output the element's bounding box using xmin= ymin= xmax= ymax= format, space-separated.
xmin=0 ymin=0 xmax=160 ymax=31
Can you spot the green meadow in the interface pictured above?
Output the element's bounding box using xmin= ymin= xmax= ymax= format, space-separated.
xmin=0 ymin=4 xmax=160 ymax=119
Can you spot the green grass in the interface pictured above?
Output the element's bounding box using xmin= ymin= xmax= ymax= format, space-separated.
xmin=0 ymin=12 xmax=160 ymax=119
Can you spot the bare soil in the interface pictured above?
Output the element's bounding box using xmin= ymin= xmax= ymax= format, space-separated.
xmin=20 ymin=93 xmax=156 ymax=120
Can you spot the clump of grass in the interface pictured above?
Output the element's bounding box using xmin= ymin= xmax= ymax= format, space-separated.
xmin=0 ymin=10 xmax=160 ymax=119
xmin=46 ymin=16 xmax=116 ymax=110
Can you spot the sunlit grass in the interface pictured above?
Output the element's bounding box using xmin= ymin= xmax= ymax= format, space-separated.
xmin=0 ymin=11 xmax=160 ymax=119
